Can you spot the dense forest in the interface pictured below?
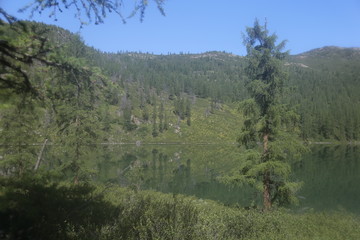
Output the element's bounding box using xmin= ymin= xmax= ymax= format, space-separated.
xmin=1 ymin=20 xmax=360 ymax=239
xmin=2 ymin=21 xmax=360 ymax=145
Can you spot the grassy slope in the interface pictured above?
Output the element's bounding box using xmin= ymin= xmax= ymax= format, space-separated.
xmin=107 ymin=97 xmax=243 ymax=144
xmin=3 ymin=177 xmax=359 ymax=239
xmin=103 ymin=185 xmax=360 ymax=240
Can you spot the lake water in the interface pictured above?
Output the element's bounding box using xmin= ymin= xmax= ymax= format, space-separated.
xmin=10 ymin=144 xmax=360 ymax=214
xmin=293 ymin=145 xmax=360 ymax=214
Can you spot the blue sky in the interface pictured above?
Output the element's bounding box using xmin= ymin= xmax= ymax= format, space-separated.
xmin=2 ymin=0 xmax=360 ymax=55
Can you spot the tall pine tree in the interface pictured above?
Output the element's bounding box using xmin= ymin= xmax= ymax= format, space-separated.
xmin=222 ymin=19 xmax=305 ymax=210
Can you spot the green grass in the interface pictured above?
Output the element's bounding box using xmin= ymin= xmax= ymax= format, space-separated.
xmin=108 ymin=98 xmax=243 ymax=144
xmin=2 ymin=176 xmax=359 ymax=239
xmin=103 ymin=186 xmax=360 ymax=240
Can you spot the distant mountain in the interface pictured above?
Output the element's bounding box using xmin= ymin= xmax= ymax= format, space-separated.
xmin=41 ymin=23 xmax=360 ymax=141
xmin=295 ymin=46 xmax=360 ymax=59
xmin=286 ymin=47 xmax=360 ymax=140
xmin=2 ymin=21 xmax=360 ymax=141
xmin=93 ymin=45 xmax=360 ymax=141
xmin=289 ymin=46 xmax=360 ymax=72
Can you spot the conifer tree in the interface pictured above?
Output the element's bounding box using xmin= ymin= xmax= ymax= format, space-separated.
xmin=152 ymin=102 xmax=158 ymax=137
xmin=142 ymin=105 xmax=150 ymax=121
xmin=159 ymin=101 xmax=165 ymax=133
xmin=45 ymin=41 xmax=104 ymax=183
xmin=222 ymin=19 xmax=305 ymax=210
xmin=15 ymin=0 xmax=165 ymax=25
xmin=164 ymin=111 xmax=169 ymax=131
xmin=0 ymin=95 xmax=39 ymax=176
xmin=243 ymin=19 xmax=306 ymax=209
xmin=185 ymin=98 xmax=191 ymax=126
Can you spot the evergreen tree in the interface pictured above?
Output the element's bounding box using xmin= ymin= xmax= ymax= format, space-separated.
xmin=142 ymin=105 xmax=150 ymax=121
xmin=222 ymin=20 xmax=305 ymax=210
xmin=174 ymin=97 xmax=186 ymax=120
xmin=123 ymin=105 xmax=136 ymax=131
xmin=164 ymin=111 xmax=169 ymax=131
xmin=0 ymin=95 xmax=39 ymax=176
xmin=45 ymin=44 xmax=103 ymax=183
xmin=0 ymin=20 xmax=52 ymax=96
xmin=185 ymin=98 xmax=191 ymax=126
xmin=159 ymin=101 xmax=165 ymax=132
xmin=152 ymin=102 xmax=158 ymax=137
xmin=20 ymin=0 xmax=165 ymax=24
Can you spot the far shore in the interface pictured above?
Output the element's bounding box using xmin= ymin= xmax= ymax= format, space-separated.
xmin=1 ymin=141 xmax=360 ymax=147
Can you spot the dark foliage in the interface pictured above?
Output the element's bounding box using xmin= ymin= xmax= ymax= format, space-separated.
xmin=0 ymin=176 xmax=118 ymax=239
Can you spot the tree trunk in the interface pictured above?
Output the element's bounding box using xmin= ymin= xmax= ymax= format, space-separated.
xmin=262 ymin=133 xmax=272 ymax=210
xmin=74 ymin=175 xmax=79 ymax=185
xmin=34 ymin=139 xmax=48 ymax=171
xmin=263 ymin=170 xmax=271 ymax=210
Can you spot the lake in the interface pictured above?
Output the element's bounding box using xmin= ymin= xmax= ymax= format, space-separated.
xmin=15 ymin=143 xmax=360 ymax=214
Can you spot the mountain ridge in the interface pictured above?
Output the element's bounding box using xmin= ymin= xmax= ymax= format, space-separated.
xmin=2 ymin=21 xmax=360 ymax=141
xmin=111 ymin=46 xmax=360 ymax=58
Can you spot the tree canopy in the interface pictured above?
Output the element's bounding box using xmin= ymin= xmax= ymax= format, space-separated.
xmin=0 ymin=0 xmax=166 ymax=96
xmin=220 ymin=19 xmax=306 ymax=210
xmin=2 ymin=0 xmax=165 ymax=25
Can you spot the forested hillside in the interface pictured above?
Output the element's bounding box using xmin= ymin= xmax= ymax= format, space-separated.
xmin=2 ymin=20 xmax=360 ymax=239
xmin=1 ymin=21 xmax=360 ymax=143
xmin=288 ymin=47 xmax=360 ymax=140
xmin=91 ymin=45 xmax=360 ymax=141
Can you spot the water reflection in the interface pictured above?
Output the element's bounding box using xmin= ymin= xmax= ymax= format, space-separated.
xmin=92 ymin=145 xmax=254 ymax=206
xmin=3 ymin=144 xmax=359 ymax=213
xmin=294 ymin=145 xmax=360 ymax=214
xmin=102 ymin=144 xmax=360 ymax=214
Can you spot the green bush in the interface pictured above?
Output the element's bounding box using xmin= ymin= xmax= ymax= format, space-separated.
xmin=102 ymin=188 xmax=199 ymax=240
xmin=1 ymin=178 xmax=359 ymax=239
xmin=0 ymin=176 xmax=118 ymax=240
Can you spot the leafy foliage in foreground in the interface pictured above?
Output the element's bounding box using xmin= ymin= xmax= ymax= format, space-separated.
xmin=1 ymin=177 xmax=359 ymax=240
xmin=0 ymin=176 xmax=117 ymax=239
